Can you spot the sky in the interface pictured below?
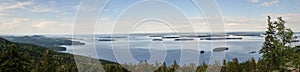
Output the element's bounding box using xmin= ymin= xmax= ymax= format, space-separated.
xmin=0 ymin=0 xmax=300 ymax=34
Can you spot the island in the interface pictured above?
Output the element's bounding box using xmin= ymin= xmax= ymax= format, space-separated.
xmin=213 ymin=47 xmax=229 ymax=52
xmin=201 ymin=37 xmax=242 ymax=40
xmin=174 ymin=38 xmax=194 ymax=41
xmin=98 ymin=38 xmax=116 ymax=41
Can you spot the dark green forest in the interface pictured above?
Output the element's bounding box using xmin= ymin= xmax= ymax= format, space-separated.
xmin=0 ymin=37 xmax=119 ymax=72
xmin=0 ymin=17 xmax=300 ymax=72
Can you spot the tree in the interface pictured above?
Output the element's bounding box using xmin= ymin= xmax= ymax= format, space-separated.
xmin=221 ymin=59 xmax=227 ymax=72
xmin=0 ymin=44 xmax=32 ymax=72
xmin=249 ymin=58 xmax=257 ymax=71
xmin=260 ymin=16 xmax=299 ymax=71
xmin=40 ymin=49 xmax=53 ymax=71
xmin=156 ymin=62 xmax=168 ymax=72
xmin=171 ymin=60 xmax=179 ymax=71
xmin=196 ymin=61 xmax=207 ymax=72
xmin=227 ymin=58 xmax=240 ymax=72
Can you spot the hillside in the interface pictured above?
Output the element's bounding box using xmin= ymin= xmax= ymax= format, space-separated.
xmin=0 ymin=37 xmax=117 ymax=72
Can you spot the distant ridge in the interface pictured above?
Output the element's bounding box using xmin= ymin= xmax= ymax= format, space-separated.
xmin=0 ymin=37 xmax=12 ymax=45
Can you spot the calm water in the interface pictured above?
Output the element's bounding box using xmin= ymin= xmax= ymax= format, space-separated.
xmin=55 ymin=33 xmax=277 ymax=66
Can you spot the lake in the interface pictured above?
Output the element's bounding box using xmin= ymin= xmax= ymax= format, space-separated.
xmin=56 ymin=32 xmax=299 ymax=66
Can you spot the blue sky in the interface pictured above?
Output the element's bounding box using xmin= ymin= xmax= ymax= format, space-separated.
xmin=0 ymin=0 xmax=299 ymax=34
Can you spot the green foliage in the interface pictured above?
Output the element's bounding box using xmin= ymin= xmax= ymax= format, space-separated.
xmin=171 ymin=60 xmax=179 ymax=71
xmin=103 ymin=64 xmax=129 ymax=72
xmin=0 ymin=37 xmax=116 ymax=72
xmin=156 ymin=62 xmax=169 ymax=72
xmin=260 ymin=16 xmax=300 ymax=71
xmin=0 ymin=35 xmax=298 ymax=72
xmin=196 ymin=62 xmax=207 ymax=72
xmin=0 ymin=44 xmax=32 ymax=72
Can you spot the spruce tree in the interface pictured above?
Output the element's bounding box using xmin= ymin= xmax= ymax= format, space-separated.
xmin=171 ymin=60 xmax=179 ymax=71
xmin=196 ymin=61 xmax=207 ymax=72
xmin=260 ymin=16 xmax=299 ymax=71
xmin=156 ymin=62 xmax=168 ymax=72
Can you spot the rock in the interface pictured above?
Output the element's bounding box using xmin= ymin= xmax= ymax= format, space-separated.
xmin=200 ymin=50 xmax=205 ymax=54
xmin=249 ymin=51 xmax=256 ymax=54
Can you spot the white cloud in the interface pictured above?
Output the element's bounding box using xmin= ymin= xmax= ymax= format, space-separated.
xmin=0 ymin=1 xmax=33 ymax=11
xmin=1 ymin=15 xmax=298 ymax=34
xmin=32 ymin=21 xmax=54 ymax=28
xmin=32 ymin=21 xmax=71 ymax=29
xmin=226 ymin=23 xmax=241 ymax=26
xmin=0 ymin=13 xmax=11 ymax=16
xmin=13 ymin=18 xmax=30 ymax=24
xmin=266 ymin=14 xmax=300 ymax=21
xmin=0 ymin=18 xmax=73 ymax=34
xmin=224 ymin=16 xmax=265 ymax=24
xmin=250 ymin=0 xmax=259 ymax=3
xmin=261 ymin=0 xmax=279 ymax=7
xmin=0 ymin=1 xmax=76 ymax=34
xmin=30 ymin=7 xmax=54 ymax=12
xmin=0 ymin=23 xmax=12 ymax=31
xmin=261 ymin=0 xmax=279 ymax=6
xmin=49 ymin=1 xmax=56 ymax=5
xmin=28 ymin=1 xmax=59 ymax=13
xmin=0 ymin=1 xmax=59 ymax=13
xmin=249 ymin=0 xmax=280 ymax=7
xmin=11 ymin=18 xmax=31 ymax=29
xmin=0 ymin=18 xmax=30 ymax=31
xmin=95 ymin=16 xmax=272 ymax=33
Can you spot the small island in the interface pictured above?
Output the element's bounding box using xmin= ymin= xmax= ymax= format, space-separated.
xmin=174 ymin=38 xmax=194 ymax=41
xmin=98 ymin=38 xmax=116 ymax=41
xmin=201 ymin=37 xmax=242 ymax=40
xmin=213 ymin=47 xmax=229 ymax=52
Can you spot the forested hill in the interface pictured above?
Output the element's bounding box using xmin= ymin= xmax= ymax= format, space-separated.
xmin=1 ymin=35 xmax=84 ymax=51
xmin=0 ymin=37 xmax=117 ymax=72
